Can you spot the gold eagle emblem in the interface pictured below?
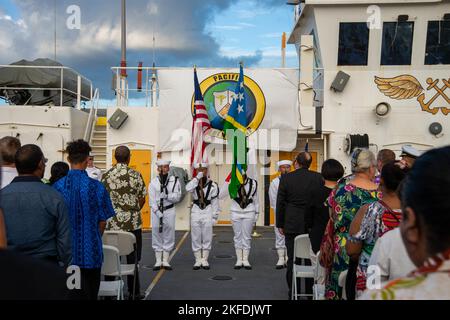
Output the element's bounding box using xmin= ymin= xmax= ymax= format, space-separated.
xmin=374 ymin=75 xmax=424 ymax=100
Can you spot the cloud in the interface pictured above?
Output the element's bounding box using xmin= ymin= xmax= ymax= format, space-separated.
xmin=259 ymin=32 xmax=283 ymax=39
xmin=212 ymin=22 xmax=255 ymax=30
xmin=212 ymin=25 xmax=243 ymax=31
xmin=0 ymin=0 xmax=265 ymax=100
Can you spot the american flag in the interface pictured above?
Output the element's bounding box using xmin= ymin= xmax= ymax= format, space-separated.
xmin=191 ymin=68 xmax=211 ymax=173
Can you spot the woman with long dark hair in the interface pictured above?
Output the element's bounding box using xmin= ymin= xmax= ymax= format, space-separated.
xmin=49 ymin=162 xmax=69 ymax=185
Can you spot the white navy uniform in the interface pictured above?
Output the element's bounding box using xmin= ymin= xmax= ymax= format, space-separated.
xmin=221 ymin=176 xmax=259 ymax=269
xmin=269 ymin=176 xmax=286 ymax=249
xmin=186 ymin=173 xmax=220 ymax=269
xmin=149 ymin=174 xmax=181 ymax=269
xmin=269 ymin=175 xmax=288 ymax=269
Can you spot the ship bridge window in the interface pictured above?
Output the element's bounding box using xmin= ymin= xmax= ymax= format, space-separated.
xmin=425 ymin=20 xmax=450 ymax=65
xmin=381 ymin=22 xmax=414 ymax=65
xmin=338 ymin=22 xmax=370 ymax=65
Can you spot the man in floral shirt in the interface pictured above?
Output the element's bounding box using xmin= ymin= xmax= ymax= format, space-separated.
xmin=102 ymin=145 xmax=147 ymax=299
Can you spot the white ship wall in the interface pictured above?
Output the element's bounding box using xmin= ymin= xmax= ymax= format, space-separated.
xmin=293 ymin=3 xmax=450 ymax=168
xmin=0 ymin=105 xmax=89 ymax=178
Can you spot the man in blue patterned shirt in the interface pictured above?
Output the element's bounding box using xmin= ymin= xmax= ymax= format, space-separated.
xmin=54 ymin=139 xmax=116 ymax=300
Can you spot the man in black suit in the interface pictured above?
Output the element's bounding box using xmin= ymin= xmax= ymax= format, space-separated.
xmin=276 ymin=152 xmax=324 ymax=298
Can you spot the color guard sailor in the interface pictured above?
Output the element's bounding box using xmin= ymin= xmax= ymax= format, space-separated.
xmin=185 ymin=163 xmax=220 ymax=270
xmin=268 ymin=160 xmax=292 ymax=269
xmin=149 ymin=159 xmax=182 ymax=270
xmin=221 ymin=172 xmax=259 ymax=270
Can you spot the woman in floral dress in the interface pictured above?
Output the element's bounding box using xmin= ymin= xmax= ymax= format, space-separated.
xmin=325 ymin=149 xmax=379 ymax=300
xmin=346 ymin=161 xmax=408 ymax=297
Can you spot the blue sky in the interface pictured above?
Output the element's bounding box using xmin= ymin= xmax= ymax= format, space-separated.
xmin=0 ymin=0 xmax=298 ymax=104
xmin=205 ymin=0 xmax=297 ymax=67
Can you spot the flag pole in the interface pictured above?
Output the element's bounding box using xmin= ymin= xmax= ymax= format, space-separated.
xmin=239 ymin=60 xmax=260 ymax=238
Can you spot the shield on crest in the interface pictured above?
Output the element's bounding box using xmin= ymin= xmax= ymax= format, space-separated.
xmin=213 ymin=90 xmax=236 ymax=119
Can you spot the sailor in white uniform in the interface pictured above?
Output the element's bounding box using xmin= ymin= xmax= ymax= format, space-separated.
xmin=268 ymin=160 xmax=292 ymax=269
xmin=149 ymin=160 xmax=182 ymax=270
xmin=185 ymin=163 xmax=220 ymax=270
xmin=221 ymin=172 xmax=259 ymax=270
xmin=86 ymin=154 xmax=102 ymax=181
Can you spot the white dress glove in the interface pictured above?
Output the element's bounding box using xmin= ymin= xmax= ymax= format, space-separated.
xmin=196 ymin=172 xmax=204 ymax=180
xmin=155 ymin=210 xmax=163 ymax=219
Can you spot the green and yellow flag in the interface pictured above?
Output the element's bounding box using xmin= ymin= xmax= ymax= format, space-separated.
xmin=223 ymin=64 xmax=248 ymax=199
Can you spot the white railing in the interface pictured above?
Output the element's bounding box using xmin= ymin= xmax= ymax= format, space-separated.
xmin=0 ymin=64 xmax=94 ymax=108
xmin=83 ymin=88 xmax=100 ymax=142
xmin=111 ymin=66 xmax=158 ymax=108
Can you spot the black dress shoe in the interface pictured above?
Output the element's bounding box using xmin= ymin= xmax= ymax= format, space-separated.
xmin=276 ymin=265 xmax=284 ymax=270
xmin=234 ymin=265 xmax=242 ymax=270
xmin=153 ymin=266 xmax=161 ymax=271
xmin=244 ymin=265 xmax=252 ymax=270
xmin=193 ymin=266 xmax=201 ymax=270
xmin=163 ymin=266 xmax=173 ymax=271
xmin=202 ymin=265 xmax=210 ymax=270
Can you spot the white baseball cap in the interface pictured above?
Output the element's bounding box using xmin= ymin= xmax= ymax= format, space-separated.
xmin=277 ymin=160 xmax=293 ymax=168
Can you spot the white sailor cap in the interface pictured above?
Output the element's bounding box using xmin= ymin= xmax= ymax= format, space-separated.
xmin=156 ymin=159 xmax=171 ymax=166
xmin=277 ymin=160 xmax=293 ymax=168
xmin=193 ymin=163 xmax=209 ymax=169
xmin=400 ymin=145 xmax=421 ymax=159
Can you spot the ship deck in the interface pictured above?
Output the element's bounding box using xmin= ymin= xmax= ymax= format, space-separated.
xmin=137 ymin=226 xmax=289 ymax=300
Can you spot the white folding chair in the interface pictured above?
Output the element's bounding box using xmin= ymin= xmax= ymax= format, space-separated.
xmin=312 ymin=250 xmax=326 ymax=300
xmin=292 ymin=235 xmax=315 ymax=300
xmin=98 ymin=245 xmax=124 ymax=300
xmin=102 ymin=231 xmax=138 ymax=299
xmin=338 ymin=270 xmax=348 ymax=300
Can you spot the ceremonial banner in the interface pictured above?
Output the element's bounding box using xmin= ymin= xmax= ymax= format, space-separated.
xmin=158 ymin=68 xmax=299 ymax=152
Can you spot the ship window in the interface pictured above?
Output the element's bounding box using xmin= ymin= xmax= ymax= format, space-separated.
xmin=338 ymin=22 xmax=370 ymax=65
xmin=425 ymin=20 xmax=450 ymax=65
xmin=381 ymin=22 xmax=414 ymax=65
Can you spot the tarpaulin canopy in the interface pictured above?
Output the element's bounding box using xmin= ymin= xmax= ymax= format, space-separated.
xmin=0 ymin=58 xmax=92 ymax=106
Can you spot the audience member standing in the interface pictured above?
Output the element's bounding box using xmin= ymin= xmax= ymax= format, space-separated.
xmin=0 ymin=136 xmax=21 ymax=190
xmin=54 ymin=140 xmax=116 ymax=300
xmin=367 ymin=228 xmax=415 ymax=284
xmin=360 ymin=146 xmax=450 ymax=300
xmin=375 ymin=149 xmax=395 ymax=184
xmin=276 ymin=152 xmax=323 ymax=298
xmin=309 ymin=159 xmax=344 ymax=271
xmin=346 ymin=161 xmax=407 ymax=297
xmin=86 ymin=154 xmax=103 ymax=181
xmin=1 ymin=145 xmax=71 ymax=265
xmin=325 ymin=148 xmax=379 ymax=300
xmin=102 ymin=146 xmax=147 ymax=299
xmin=49 ymin=162 xmax=70 ymax=185
xmin=399 ymin=145 xmax=421 ymax=169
